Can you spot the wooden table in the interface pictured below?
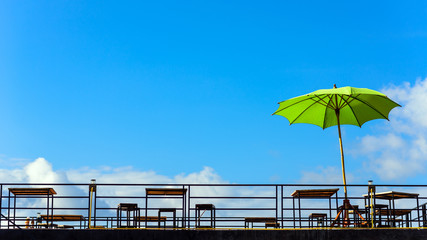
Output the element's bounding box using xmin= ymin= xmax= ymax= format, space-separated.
xmin=145 ymin=188 xmax=187 ymax=228
xmin=291 ymin=188 xmax=339 ymax=228
xmin=8 ymin=188 xmax=56 ymax=229
xmin=364 ymin=191 xmax=420 ymax=227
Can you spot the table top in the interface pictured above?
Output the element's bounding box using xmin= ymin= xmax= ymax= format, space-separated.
xmin=363 ymin=191 xmax=419 ymax=200
xmin=41 ymin=215 xmax=84 ymax=221
xmin=291 ymin=188 xmax=339 ymax=198
xmin=196 ymin=204 xmax=215 ymax=209
xmin=9 ymin=188 xmax=57 ymax=195
xmin=146 ymin=188 xmax=187 ymax=195
xmin=159 ymin=208 xmax=177 ymax=212
xmin=118 ymin=203 xmax=138 ymax=210
xmin=308 ymin=213 xmax=327 ymax=218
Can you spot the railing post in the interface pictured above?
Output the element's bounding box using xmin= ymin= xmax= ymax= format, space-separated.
xmin=292 ymin=192 xmax=295 ymax=228
xmin=281 ymin=185 xmax=284 ymax=228
xmin=422 ymin=204 xmax=427 ymax=227
xmin=87 ymin=187 xmax=90 ymax=228
xmin=275 ymin=185 xmax=278 ymax=227
xmin=187 ymin=185 xmax=191 ymax=228
xmin=0 ymin=184 xmax=2 ymax=229
xmin=47 ymin=192 xmax=50 ymax=228
xmin=7 ymin=189 xmax=10 ymax=229
xmin=94 ymin=187 xmax=97 ymax=227
xmin=417 ymin=196 xmax=421 ymax=227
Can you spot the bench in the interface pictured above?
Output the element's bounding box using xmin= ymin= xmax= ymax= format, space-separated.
xmin=36 ymin=223 xmax=58 ymax=229
xmin=91 ymin=226 xmax=106 ymax=229
xmin=136 ymin=216 xmax=167 ymax=228
xmin=265 ymin=222 xmax=280 ymax=228
xmin=41 ymin=215 xmax=85 ymax=229
xmin=244 ymin=217 xmax=277 ymax=228
xmin=57 ymin=225 xmax=74 ymax=229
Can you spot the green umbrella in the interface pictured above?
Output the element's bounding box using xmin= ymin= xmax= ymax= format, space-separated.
xmin=272 ymin=85 xmax=400 ymax=220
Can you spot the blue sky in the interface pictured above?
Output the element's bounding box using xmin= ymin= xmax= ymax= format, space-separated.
xmin=1 ymin=1 xmax=427 ymax=184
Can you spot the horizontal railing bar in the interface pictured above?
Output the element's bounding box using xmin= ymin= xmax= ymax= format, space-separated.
xmin=3 ymin=183 xmax=427 ymax=187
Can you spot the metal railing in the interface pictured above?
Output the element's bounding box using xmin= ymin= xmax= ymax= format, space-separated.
xmin=1 ymin=183 xmax=426 ymax=229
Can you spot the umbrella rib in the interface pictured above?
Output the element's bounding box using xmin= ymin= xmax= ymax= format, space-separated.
xmin=337 ymin=94 xmax=364 ymax=109
xmin=273 ymin=97 xmax=314 ymax=115
xmin=289 ymin=96 xmax=330 ymax=124
xmin=274 ymin=95 xmax=331 ymax=115
xmin=337 ymin=94 xmax=356 ymax=109
xmin=341 ymin=95 xmax=362 ymax=127
xmin=322 ymin=94 xmax=334 ymax=129
xmin=336 ymin=94 xmax=344 ymax=109
xmin=351 ymin=95 xmax=390 ymax=120
xmin=312 ymin=94 xmax=337 ymax=110
xmin=344 ymin=95 xmax=357 ymax=105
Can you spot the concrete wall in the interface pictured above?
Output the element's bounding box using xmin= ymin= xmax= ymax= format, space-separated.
xmin=1 ymin=229 xmax=427 ymax=240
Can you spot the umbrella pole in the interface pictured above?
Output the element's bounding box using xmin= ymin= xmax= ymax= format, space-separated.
xmin=335 ymin=110 xmax=351 ymax=226
xmin=336 ymin=115 xmax=348 ymax=200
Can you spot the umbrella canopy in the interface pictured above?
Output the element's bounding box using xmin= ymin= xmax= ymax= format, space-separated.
xmin=273 ymin=86 xmax=400 ymax=129
xmin=273 ymin=85 xmax=400 ymax=199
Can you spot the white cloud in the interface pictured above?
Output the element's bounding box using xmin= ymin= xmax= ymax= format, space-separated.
xmin=358 ymin=133 xmax=406 ymax=154
xmin=299 ymin=166 xmax=353 ymax=184
xmin=24 ymin=158 xmax=68 ymax=183
xmin=354 ymin=78 xmax=427 ymax=181
xmin=0 ymin=157 xmax=68 ymax=184
xmin=385 ymin=79 xmax=427 ymax=130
